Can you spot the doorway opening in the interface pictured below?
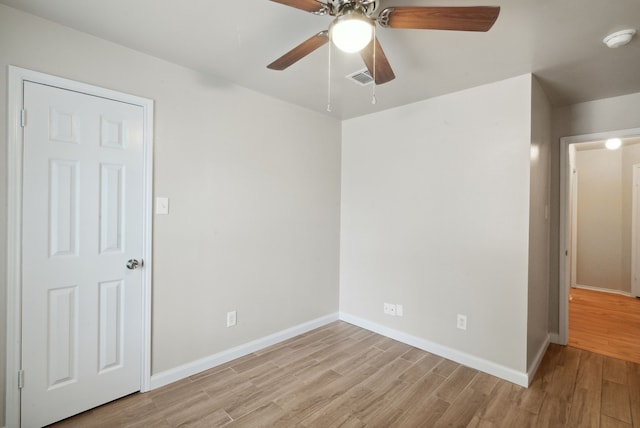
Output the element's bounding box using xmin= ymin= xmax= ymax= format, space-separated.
xmin=559 ymin=129 xmax=640 ymax=363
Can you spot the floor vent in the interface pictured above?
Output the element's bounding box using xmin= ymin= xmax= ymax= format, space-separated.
xmin=346 ymin=69 xmax=374 ymax=86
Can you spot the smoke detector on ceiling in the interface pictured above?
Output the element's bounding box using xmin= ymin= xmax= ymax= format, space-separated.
xmin=603 ymin=29 xmax=636 ymax=48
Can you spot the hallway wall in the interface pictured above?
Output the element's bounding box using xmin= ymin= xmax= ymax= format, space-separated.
xmin=549 ymin=92 xmax=640 ymax=334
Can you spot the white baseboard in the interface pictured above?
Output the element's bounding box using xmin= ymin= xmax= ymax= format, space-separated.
xmin=149 ymin=312 xmax=339 ymax=390
xmin=549 ymin=333 xmax=563 ymax=344
xmin=527 ymin=334 xmax=550 ymax=386
xmin=149 ymin=311 xmax=535 ymax=391
xmin=339 ymin=312 xmax=529 ymax=387
xmin=574 ymin=284 xmax=632 ymax=297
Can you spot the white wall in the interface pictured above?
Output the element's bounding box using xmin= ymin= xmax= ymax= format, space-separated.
xmin=0 ymin=5 xmax=341 ymax=424
xmin=527 ymin=77 xmax=551 ymax=369
xmin=575 ymin=148 xmax=624 ymax=291
xmin=549 ymin=92 xmax=640 ymax=333
xmin=620 ymin=141 xmax=640 ymax=292
xmin=573 ymin=142 xmax=640 ymax=294
xmin=554 ymin=93 xmax=640 ymax=136
xmin=340 ymin=75 xmax=532 ymax=374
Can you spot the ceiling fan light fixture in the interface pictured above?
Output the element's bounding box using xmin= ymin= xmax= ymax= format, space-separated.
xmin=329 ymin=11 xmax=373 ymax=53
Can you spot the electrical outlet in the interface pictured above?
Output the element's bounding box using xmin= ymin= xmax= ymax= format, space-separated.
xmin=396 ymin=304 xmax=403 ymax=317
xmin=457 ymin=314 xmax=467 ymax=330
xmin=227 ymin=310 xmax=237 ymax=327
xmin=389 ymin=304 xmax=396 ymax=316
xmin=383 ymin=303 xmax=397 ymax=316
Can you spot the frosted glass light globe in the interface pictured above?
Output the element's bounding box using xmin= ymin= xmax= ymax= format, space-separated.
xmin=330 ymin=14 xmax=373 ymax=53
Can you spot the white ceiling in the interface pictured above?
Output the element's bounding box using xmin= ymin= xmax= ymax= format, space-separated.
xmin=2 ymin=0 xmax=639 ymax=119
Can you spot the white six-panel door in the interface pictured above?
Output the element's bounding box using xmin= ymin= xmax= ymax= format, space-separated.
xmin=21 ymin=81 xmax=145 ymax=427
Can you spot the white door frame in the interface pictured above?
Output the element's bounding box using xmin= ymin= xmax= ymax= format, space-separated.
xmin=559 ymin=127 xmax=640 ymax=345
xmin=5 ymin=66 xmax=154 ymax=427
xmin=569 ymin=146 xmax=578 ymax=289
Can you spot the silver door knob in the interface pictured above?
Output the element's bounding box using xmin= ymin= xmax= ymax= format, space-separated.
xmin=126 ymin=259 xmax=143 ymax=270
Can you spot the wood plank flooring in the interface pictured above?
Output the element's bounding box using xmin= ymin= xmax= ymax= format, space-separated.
xmin=569 ymin=287 xmax=640 ymax=364
xmin=49 ymin=321 xmax=640 ymax=427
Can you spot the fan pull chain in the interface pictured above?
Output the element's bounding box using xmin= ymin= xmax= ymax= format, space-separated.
xmin=371 ymin=26 xmax=377 ymax=105
xmin=327 ymin=33 xmax=332 ymax=112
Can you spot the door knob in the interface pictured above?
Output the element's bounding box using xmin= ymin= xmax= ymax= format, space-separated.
xmin=126 ymin=259 xmax=143 ymax=270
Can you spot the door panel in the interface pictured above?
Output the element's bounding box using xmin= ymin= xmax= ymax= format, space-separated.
xmin=98 ymin=279 xmax=124 ymax=372
xmin=100 ymin=163 xmax=124 ymax=253
xmin=47 ymin=285 xmax=79 ymax=389
xmin=49 ymin=159 xmax=79 ymax=257
xmin=21 ymin=81 xmax=145 ymax=427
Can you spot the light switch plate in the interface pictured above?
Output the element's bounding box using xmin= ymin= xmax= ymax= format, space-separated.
xmin=156 ymin=197 xmax=169 ymax=215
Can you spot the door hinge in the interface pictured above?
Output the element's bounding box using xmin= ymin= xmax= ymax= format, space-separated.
xmin=20 ymin=109 xmax=26 ymax=127
xmin=18 ymin=370 xmax=24 ymax=389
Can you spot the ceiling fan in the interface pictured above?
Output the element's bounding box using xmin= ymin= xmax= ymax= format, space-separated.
xmin=267 ymin=0 xmax=500 ymax=84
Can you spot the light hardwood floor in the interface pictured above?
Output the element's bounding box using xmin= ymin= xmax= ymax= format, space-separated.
xmin=569 ymin=287 xmax=640 ymax=364
xmin=49 ymin=321 xmax=640 ymax=427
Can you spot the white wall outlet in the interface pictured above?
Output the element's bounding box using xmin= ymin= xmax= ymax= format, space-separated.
xmin=457 ymin=314 xmax=467 ymax=330
xmin=388 ymin=304 xmax=396 ymax=316
xmin=396 ymin=304 xmax=403 ymax=317
xmin=383 ymin=303 xmax=397 ymax=316
xmin=226 ymin=310 xmax=237 ymax=327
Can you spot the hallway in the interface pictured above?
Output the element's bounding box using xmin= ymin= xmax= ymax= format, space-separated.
xmin=569 ymin=287 xmax=640 ymax=364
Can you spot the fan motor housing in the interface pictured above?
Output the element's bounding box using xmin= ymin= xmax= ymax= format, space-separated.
xmin=327 ymin=0 xmax=379 ymax=17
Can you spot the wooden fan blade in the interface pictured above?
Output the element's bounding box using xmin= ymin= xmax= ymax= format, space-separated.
xmin=267 ymin=31 xmax=329 ymax=70
xmin=380 ymin=6 xmax=500 ymax=32
xmin=270 ymin=0 xmax=327 ymax=13
xmin=360 ymin=37 xmax=395 ymax=85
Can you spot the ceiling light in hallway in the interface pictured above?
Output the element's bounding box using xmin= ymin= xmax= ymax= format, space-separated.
xmin=605 ymin=138 xmax=622 ymax=150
